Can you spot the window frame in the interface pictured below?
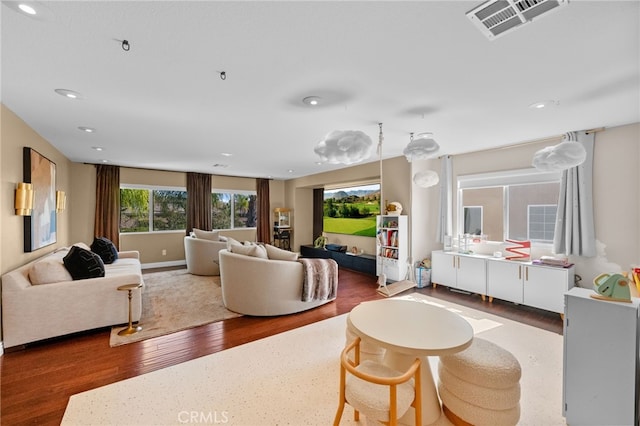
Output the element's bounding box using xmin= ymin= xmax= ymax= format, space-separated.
xmin=120 ymin=184 xmax=187 ymax=234
xmin=211 ymin=188 xmax=257 ymax=231
xmin=457 ymin=168 xmax=561 ymax=246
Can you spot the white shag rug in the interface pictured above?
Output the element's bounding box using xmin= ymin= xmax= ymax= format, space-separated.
xmin=64 ymin=292 xmax=565 ymax=425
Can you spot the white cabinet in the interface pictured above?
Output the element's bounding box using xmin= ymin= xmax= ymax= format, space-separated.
xmin=563 ymin=287 xmax=640 ymax=425
xmin=486 ymin=260 xmax=524 ymax=304
xmin=376 ymin=215 xmax=408 ymax=282
xmin=524 ymin=264 xmax=574 ymax=313
xmin=486 ymin=259 xmax=574 ymax=313
xmin=431 ymin=251 xmax=487 ymax=296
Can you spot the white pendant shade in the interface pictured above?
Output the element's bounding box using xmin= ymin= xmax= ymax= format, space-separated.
xmin=532 ymin=140 xmax=587 ymax=171
xmin=413 ymin=170 xmax=439 ymax=188
xmin=314 ymin=130 xmax=374 ymax=165
xmin=403 ymin=132 xmax=440 ymax=162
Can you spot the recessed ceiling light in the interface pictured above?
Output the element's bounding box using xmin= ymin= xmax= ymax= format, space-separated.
xmin=287 ymin=169 xmax=294 ymax=173
xmin=220 ymin=152 xmax=233 ymax=157
xmin=18 ymin=4 xmax=36 ymax=15
xmin=55 ymin=89 xmax=83 ymax=100
xmin=101 ymin=159 xmax=108 ymax=163
xmin=529 ymin=100 xmax=558 ymax=109
xmin=78 ymin=126 xmax=96 ymax=133
xmin=302 ymin=96 xmax=321 ymax=106
xmin=92 ymin=146 xmax=104 ymax=151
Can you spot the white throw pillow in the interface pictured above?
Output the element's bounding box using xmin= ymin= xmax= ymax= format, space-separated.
xmin=228 ymin=241 xmax=268 ymax=259
xmin=29 ymin=258 xmax=73 ymax=285
xmin=193 ymin=228 xmax=219 ymax=241
xmin=265 ymin=244 xmax=299 ymax=261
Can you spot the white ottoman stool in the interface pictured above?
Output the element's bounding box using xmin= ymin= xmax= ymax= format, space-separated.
xmin=438 ymin=337 xmax=521 ymax=426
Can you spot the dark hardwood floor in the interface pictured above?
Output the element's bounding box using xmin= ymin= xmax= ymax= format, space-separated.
xmin=0 ymin=267 xmax=562 ymax=425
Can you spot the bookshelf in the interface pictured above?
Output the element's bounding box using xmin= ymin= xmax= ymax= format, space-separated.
xmin=376 ymin=215 xmax=408 ymax=281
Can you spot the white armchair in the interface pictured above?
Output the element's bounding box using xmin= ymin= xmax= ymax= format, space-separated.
xmin=184 ymin=236 xmax=226 ymax=276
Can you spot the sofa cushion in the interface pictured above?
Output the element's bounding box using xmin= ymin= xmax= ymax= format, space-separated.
xmin=63 ymin=245 xmax=106 ymax=280
xmin=228 ymin=241 xmax=268 ymax=259
xmin=265 ymin=244 xmax=299 ymax=261
xmin=90 ymin=237 xmax=119 ymax=264
xmin=29 ymin=258 xmax=74 ymax=285
xmin=193 ymin=228 xmax=219 ymax=241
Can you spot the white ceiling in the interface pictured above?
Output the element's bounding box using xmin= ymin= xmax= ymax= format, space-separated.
xmin=2 ymin=1 xmax=639 ymax=180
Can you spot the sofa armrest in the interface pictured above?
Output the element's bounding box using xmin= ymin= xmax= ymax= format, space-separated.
xmin=118 ymin=250 xmax=140 ymax=260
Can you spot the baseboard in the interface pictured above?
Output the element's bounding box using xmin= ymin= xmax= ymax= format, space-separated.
xmin=141 ymin=260 xmax=186 ymax=270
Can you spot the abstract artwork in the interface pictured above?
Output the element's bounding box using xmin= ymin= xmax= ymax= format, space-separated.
xmin=23 ymin=147 xmax=57 ymax=252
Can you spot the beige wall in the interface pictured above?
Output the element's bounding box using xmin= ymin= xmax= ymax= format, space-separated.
xmin=1 ymin=105 xmax=72 ymax=273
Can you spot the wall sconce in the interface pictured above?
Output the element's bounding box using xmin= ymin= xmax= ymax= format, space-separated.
xmin=56 ymin=190 xmax=66 ymax=212
xmin=15 ymin=182 xmax=34 ymax=216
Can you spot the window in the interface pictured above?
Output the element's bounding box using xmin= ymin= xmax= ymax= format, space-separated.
xmin=120 ymin=186 xmax=187 ymax=233
xmin=528 ymin=204 xmax=557 ymax=243
xmin=212 ymin=191 xmax=257 ymax=230
xmin=457 ymin=168 xmax=561 ymax=244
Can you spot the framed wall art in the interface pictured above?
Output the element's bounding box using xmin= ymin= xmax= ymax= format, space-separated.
xmin=23 ymin=147 xmax=57 ymax=252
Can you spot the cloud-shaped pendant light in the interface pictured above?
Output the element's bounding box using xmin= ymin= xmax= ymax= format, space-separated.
xmin=532 ymin=132 xmax=587 ymax=171
xmin=403 ymin=132 xmax=440 ymax=162
xmin=314 ymin=130 xmax=374 ymax=165
xmin=413 ymin=170 xmax=439 ymax=188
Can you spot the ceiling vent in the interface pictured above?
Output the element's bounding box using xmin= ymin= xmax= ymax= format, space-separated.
xmin=467 ymin=0 xmax=568 ymax=40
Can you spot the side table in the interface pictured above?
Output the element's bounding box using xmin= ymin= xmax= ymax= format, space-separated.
xmin=117 ymin=283 xmax=143 ymax=336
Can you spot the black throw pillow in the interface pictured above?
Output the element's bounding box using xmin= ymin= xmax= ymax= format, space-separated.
xmin=63 ymin=245 xmax=106 ymax=280
xmin=91 ymin=237 xmax=119 ymax=264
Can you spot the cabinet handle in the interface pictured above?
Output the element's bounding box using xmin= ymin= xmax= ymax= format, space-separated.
xmin=452 ymin=256 xmax=456 ymax=268
xmin=457 ymin=256 xmax=460 ymax=269
xmin=525 ymin=266 xmax=529 ymax=281
xmin=518 ymin=265 xmax=522 ymax=280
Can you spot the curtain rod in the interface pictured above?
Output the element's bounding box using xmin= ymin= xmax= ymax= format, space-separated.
xmin=445 ymin=127 xmax=605 ymax=158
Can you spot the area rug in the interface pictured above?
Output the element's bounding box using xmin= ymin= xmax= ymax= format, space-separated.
xmin=67 ymin=292 xmax=564 ymax=425
xmin=109 ymin=269 xmax=242 ymax=347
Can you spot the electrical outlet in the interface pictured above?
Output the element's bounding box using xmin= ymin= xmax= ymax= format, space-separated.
xmin=162 ymin=249 xmax=167 ymax=256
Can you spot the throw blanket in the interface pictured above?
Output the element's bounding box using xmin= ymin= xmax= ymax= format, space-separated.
xmin=299 ymin=258 xmax=338 ymax=302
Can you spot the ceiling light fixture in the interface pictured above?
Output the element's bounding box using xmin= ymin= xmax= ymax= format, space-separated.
xmin=302 ymin=96 xmax=321 ymax=106
xmin=92 ymin=146 xmax=104 ymax=151
xmin=78 ymin=126 xmax=96 ymax=133
xmin=403 ymin=132 xmax=440 ymax=162
xmin=18 ymin=3 xmax=36 ymax=14
xmin=219 ymin=71 xmax=226 ymax=81
xmin=220 ymin=152 xmax=233 ymax=157
xmin=529 ymin=100 xmax=558 ymax=109
xmin=532 ymin=131 xmax=587 ymax=171
xmin=54 ymin=89 xmax=82 ymax=100
xmin=121 ymin=39 xmax=130 ymax=51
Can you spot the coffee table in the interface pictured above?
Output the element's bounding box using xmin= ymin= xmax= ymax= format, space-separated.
xmin=347 ymin=298 xmax=473 ymax=425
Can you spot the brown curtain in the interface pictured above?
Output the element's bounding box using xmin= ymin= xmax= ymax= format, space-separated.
xmin=313 ymin=188 xmax=324 ymax=240
xmin=256 ymin=178 xmax=271 ymax=243
xmin=186 ymin=172 xmax=212 ymax=235
xmin=94 ymin=164 xmax=120 ymax=249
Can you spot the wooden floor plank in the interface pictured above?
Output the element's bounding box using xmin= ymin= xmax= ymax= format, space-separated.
xmin=0 ymin=267 xmax=562 ymax=425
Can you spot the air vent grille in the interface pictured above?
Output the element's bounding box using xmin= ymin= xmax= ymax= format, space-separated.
xmin=467 ymin=0 xmax=568 ymax=40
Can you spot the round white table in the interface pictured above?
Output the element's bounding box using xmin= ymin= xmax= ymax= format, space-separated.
xmin=347 ymin=298 xmax=473 ymax=425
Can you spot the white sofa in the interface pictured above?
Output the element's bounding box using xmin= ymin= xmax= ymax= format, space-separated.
xmin=219 ymin=248 xmax=337 ymax=316
xmin=184 ymin=235 xmax=226 ymax=276
xmin=1 ymin=244 xmax=144 ymax=348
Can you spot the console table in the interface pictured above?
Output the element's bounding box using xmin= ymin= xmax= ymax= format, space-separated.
xmin=300 ymin=245 xmax=376 ymax=275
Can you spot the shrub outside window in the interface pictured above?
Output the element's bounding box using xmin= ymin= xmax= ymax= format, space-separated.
xmin=212 ymin=191 xmax=257 ymax=230
xmin=120 ymin=186 xmax=186 ymax=233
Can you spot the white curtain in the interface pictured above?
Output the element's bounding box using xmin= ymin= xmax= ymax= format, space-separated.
xmin=553 ymin=131 xmax=596 ymax=256
xmin=436 ymin=155 xmax=452 ymax=243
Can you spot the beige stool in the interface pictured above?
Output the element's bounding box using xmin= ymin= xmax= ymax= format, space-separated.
xmin=438 ymin=337 xmax=521 ymax=426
